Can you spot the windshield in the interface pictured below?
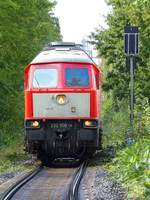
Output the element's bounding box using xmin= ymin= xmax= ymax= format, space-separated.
xmin=33 ymin=68 xmax=58 ymax=88
xmin=65 ymin=68 xmax=89 ymax=86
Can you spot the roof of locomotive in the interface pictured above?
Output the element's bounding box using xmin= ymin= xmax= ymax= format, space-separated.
xmin=31 ymin=42 xmax=95 ymax=65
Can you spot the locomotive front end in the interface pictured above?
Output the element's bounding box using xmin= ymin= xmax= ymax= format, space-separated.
xmin=24 ymin=43 xmax=102 ymax=161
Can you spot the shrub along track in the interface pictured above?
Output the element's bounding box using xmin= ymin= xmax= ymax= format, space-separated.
xmin=0 ymin=160 xmax=88 ymax=200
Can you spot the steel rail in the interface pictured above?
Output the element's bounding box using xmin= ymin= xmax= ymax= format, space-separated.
xmin=68 ymin=160 xmax=88 ymax=200
xmin=0 ymin=165 xmax=43 ymax=200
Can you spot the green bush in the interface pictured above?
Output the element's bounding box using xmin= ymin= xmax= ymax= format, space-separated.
xmin=0 ymin=142 xmax=32 ymax=174
xmin=102 ymin=92 xmax=150 ymax=199
xmin=110 ymin=137 xmax=150 ymax=199
xmin=102 ymin=92 xmax=130 ymax=146
xmin=0 ymin=0 xmax=61 ymax=147
xmin=134 ymin=97 xmax=150 ymax=137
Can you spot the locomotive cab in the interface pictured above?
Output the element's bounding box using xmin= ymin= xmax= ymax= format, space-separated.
xmin=24 ymin=42 xmax=102 ymax=161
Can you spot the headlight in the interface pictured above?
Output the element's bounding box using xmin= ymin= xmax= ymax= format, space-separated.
xmin=84 ymin=120 xmax=92 ymax=127
xmin=25 ymin=120 xmax=40 ymax=129
xmin=84 ymin=120 xmax=97 ymax=128
xmin=56 ymin=95 xmax=66 ymax=105
xmin=31 ymin=121 xmax=40 ymax=128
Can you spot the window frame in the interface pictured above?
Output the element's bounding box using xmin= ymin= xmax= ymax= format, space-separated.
xmin=63 ymin=65 xmax=92 ymax=88
xmin=30 ymin=65 xmax=59 ymax=89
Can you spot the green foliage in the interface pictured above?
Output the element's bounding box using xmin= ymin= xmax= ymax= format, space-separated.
xmin=0 ymin=0 xmax=61 ymax=68
xmin=0 ymin=142 xmax=33 ymax=173
xmin=110 ymin=137 xmax=150 ymax=199
xmin=102 ymin=92 xmax=130 ymax=146
xmin=134 ymin=97 xmax=150 ymax=136
xmin=101 ymin=91 xmax=150 ymax=199
xmin=0 ymin=0 xmax=61 ymax=145
xmin=91 ymin=0 xmax=150 ymax=102
xmin=93 ymin=1 xmax=150 ymax=198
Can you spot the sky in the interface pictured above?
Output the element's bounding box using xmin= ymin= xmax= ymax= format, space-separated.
xmin=54 ymin=0 xmax=111 ymax=43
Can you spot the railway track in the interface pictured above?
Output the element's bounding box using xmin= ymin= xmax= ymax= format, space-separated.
xmin=68 ymin=160 xmax=88 ymax=200
xmin=0 ymin=166 xmax=43 ymax=200
xmin=0 ymin=160 xmax=88 ymax=200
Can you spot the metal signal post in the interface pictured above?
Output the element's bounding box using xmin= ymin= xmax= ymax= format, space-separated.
xmin=124 ymin=26 xmax=139 ymax=137
xmin=130 ymin=56 xmax=134 ymax=134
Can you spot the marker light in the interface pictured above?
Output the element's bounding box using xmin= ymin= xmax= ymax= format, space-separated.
xmin=32 ymin=121 xmax=39 ymax=128
xmin=56 ymin=95 xmax=66 ymax=105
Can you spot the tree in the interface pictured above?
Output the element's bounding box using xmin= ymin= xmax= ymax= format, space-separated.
xmin=0 ymin=0 xmax=62 ymax=145
xmin=91 ymin=0 xmax=150 ymax=103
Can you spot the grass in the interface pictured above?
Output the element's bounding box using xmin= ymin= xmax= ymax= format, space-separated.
xmin=90 ymin=139 xmax=150 ymax=200
xmin=97 ymin=93 xmax=150 ymax=199
xmin=0 ymin=141 xmax=36 ymax=175
xmin=106 ymin=138 xmax=150 ymax=200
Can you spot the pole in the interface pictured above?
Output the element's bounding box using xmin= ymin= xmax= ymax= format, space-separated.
xmin=124 ymin=26 xmax=139 ymax=142
xmin=130 ymin=56 xmax=134 ymax=136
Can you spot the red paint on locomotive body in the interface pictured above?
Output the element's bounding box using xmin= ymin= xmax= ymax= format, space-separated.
xmin=25 ymin=62 xmax=101 ymax=120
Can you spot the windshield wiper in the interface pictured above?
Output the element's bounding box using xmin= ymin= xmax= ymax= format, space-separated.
xmin=34 ymin=76 xmax=40 ymax=88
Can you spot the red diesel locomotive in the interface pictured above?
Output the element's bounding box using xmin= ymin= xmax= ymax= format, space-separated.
xmin=24 ymin=42 xmax=102 ymax=162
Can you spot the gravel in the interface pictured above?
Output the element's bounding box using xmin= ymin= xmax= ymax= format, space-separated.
xmin=0 ymin=172 xmax=22 ymax=185
xmin=1 ymin=167 xmax=127 ymax=200
xmin=0 ymin=149 xmax=127 ymax=200
xmin=79 ymin=167 xmax=127 ymax=200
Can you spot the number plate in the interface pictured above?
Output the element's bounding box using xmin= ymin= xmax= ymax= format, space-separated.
xmin=50 ymin=123 xmax=73 ymax=129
